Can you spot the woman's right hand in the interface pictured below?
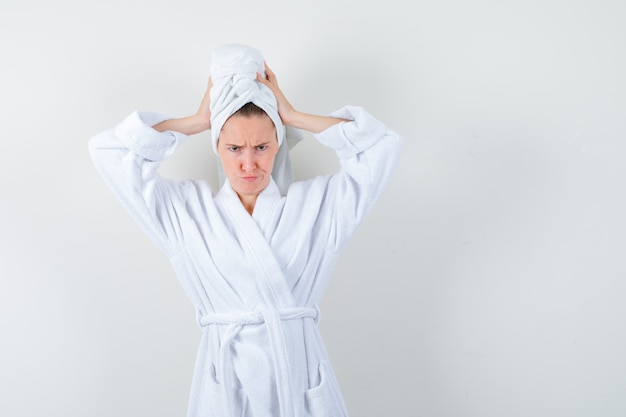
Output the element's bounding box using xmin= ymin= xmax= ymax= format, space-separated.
xmin=195 ymin=76 xmax=213 ymax=130
xmin=152 ymin=76 xmax=212 ymax=135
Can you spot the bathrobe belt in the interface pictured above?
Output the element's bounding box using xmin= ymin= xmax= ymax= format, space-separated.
xmin=197 ymin=306 xmax=320 ymax=417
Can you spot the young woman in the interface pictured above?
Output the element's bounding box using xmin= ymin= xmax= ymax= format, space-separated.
xmin=89 ymin=43 xmax=402 ymax=417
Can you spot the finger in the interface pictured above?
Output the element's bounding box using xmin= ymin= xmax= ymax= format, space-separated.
xmin=264 ymin=62 xmax=277 ymax=81
xmin=256 ymin=72 xmax=269 ymax=86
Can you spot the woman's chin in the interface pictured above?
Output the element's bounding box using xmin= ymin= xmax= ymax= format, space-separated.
xmin=233 ymin=178 xmax=268 ymax=197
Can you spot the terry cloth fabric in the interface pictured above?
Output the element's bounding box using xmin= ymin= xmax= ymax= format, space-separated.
xmin=209 ymin=43 xmax=303 ymax=195
xmin=89 ymin=103 xmax=404 ymax=417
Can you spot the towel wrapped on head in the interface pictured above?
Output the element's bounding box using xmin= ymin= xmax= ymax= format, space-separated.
xmin=209 ymin=43 xmax=302 ymax=194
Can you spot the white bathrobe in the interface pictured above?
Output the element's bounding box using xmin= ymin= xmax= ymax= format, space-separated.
xmin=88 ymin=105 xmax=402 ymax=417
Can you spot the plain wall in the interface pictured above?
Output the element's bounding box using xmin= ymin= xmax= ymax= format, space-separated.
xmin=2 ymin=0 xmax=626 ymax=416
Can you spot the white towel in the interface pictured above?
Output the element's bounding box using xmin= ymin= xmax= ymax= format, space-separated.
xmin=209 ymin=43 xmax=302 ymax=194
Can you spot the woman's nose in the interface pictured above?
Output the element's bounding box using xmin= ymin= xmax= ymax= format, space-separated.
xmin=242 ymin=151 xmax=255 ymax=171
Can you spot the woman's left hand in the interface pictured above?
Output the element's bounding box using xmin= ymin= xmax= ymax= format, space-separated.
xmin=257 ymin=62 xmax=346 ymax=133
xmin=257 ymin=63 xmax=298 ymax=126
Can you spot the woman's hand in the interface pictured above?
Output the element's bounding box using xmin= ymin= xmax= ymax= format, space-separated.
xmin=152 ymin=76 xmax=212 ymax=134
xmin=195 ymin=76 xmax=213 ymax=129
xmin=257 ymin=63 xmax=347 ymax=133
xmin=256 ymin=63 xmax=298 ymax=126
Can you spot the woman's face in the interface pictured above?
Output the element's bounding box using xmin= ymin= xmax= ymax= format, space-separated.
xmin=217 ymin=113 xmax=278 ymax=199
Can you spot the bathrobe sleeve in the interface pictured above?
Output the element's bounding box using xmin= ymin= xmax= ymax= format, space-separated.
xmin=309 ymin=105 xmax=403 ymax=252
xmin=88 ymin=110 xmax=191 ymax=256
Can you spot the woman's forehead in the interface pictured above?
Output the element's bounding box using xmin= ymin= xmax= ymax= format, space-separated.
xmin=218 ymin=115 xmax=277 ymax=144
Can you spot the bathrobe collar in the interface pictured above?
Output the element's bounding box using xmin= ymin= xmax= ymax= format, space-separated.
xmin=218 ymin=177 xmax=282 ymax=226
xmin=217 ymin=178 xmax=293 ymax=309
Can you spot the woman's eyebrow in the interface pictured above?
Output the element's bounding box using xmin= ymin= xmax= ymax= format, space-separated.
xmin=224 ymin=141 xmax=272 ymax=146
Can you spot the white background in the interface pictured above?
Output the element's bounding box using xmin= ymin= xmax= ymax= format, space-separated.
xmin=2 ymin=0 xmax=626 ymax=416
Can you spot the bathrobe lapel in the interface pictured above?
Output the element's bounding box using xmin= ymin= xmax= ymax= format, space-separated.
xmin=218 ymin=179 xmax=294 ymax=309
xmin=216 ymin=179 xmax=303 ymax=417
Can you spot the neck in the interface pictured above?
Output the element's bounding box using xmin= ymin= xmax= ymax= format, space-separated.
xmin=237 ymin=193 xmax=257 ymax=215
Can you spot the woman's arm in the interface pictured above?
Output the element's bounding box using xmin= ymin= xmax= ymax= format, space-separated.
xmin=152 ymin=77 xmax=212 ymax=134
xmin=88 ymin=110 xmax=191 ymax=256
xmin=258 ymin=63 xmax=403 ymax=252
xmin=256 ymin=64 xmax=349 ymax=133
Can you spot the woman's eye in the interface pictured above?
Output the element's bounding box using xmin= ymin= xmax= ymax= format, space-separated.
xmin=256 ymin=145 xmax=268 ymax=151
xmin=228 ymin=146 xmax=240 ymax=152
